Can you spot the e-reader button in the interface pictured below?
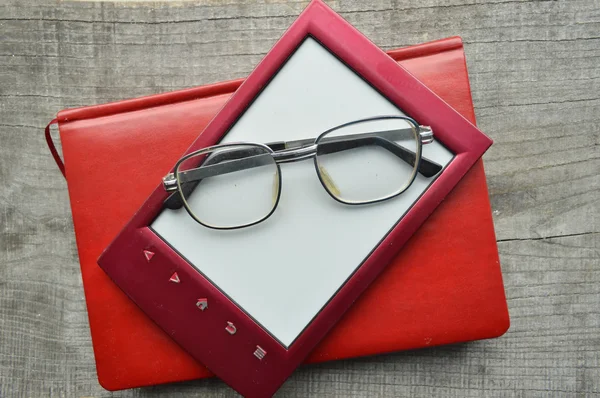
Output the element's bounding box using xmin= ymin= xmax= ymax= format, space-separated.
xmin=143 ymin=249 xmax=155 ymax=262
xmin=168 ymin=272 xmax=180 ymax=283
xmin=196 ymin=298 xmax=208 ymax=311
xmin=253 ymin=345 xmax=266 ymax=360
xmin=225 ymin=321 xmax=237 ymax=335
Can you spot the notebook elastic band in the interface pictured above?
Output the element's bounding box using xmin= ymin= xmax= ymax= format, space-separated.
xmin=45 ymin=118 xmax=66 ymax=178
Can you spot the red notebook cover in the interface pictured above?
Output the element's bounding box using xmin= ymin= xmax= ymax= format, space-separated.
xmin=51 ymin=36 xmax=509 ymax=391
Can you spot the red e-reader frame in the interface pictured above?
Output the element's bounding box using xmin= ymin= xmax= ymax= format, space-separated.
xmin=98 ymin=1 xmax=493 ymax=396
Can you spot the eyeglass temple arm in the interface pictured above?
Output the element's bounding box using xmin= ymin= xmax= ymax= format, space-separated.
xmin=164 ymin=148 xmax=267 ymax=210
xmin=270 ymin=128 xmax=442 ymax=177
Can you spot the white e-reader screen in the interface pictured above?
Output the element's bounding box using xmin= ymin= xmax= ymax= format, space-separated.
xmin=151 ymin=37 xmax=454 ymax=347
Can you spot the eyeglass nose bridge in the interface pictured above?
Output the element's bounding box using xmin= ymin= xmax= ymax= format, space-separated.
xmin=271 ymin=144 xmax=318 ymax=164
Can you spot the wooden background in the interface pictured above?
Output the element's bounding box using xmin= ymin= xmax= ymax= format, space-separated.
xmin=1 ymin=0 xmax=598 ymax=396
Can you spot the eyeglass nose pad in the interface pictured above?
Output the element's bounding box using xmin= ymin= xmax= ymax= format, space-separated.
xmin=318 ymin=165 xmax=341 ymax=197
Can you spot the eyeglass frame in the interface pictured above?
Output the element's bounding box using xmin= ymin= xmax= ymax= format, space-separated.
xmin=162 ymin=115 xmax=440 ymax=230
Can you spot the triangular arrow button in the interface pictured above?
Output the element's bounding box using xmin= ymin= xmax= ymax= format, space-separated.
xmin=143 ymin=250 xmax=155 ymax=262
xmin=169 ymin=272 xmax=180 ymax=283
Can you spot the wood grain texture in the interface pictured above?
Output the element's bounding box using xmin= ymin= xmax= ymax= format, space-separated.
xmin=0 ymin=0 xmax=599 ymax=396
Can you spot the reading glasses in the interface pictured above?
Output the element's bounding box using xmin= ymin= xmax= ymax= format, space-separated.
xmin=162 ymin=116 xmax=442 ymax=229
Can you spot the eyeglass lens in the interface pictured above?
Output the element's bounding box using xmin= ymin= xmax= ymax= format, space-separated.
xmin=315 ymin=118 xmax=420 ymax=203
xmin=176 ymin=144 xmax=280 ymax=229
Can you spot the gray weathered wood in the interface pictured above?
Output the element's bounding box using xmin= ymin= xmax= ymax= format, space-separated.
xmin=0 ymin=0 xmax=599 ymax=396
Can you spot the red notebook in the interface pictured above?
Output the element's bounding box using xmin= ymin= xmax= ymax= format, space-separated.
xmin=49 ymin=36 xmax=509 ymax=391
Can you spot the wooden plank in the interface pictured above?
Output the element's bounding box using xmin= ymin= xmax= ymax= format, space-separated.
xmin=0 ymin=0 xmax=598 ymax=396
